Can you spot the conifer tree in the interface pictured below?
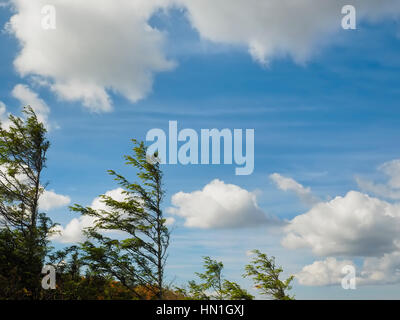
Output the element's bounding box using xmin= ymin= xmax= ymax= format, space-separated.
xmin=0 ymin=107 xmax=53 ymax=299
xmin=178 ymin=256 xmax=254 ymax=300
xmin=244 ymin=250 xmax=294 ymax=300
xmin=71 ymin=140 xmax=169 ymax=299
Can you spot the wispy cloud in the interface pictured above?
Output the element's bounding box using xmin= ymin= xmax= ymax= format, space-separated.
xmin=270 ymin=173 xmax=319 ymax=206
xmin=356 ymin=159 xmax=400 ymax=200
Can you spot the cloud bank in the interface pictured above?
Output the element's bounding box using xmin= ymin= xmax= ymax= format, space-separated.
xmin=6 ymin=1 xmax=400 ymax=111
xmin=297 ymin=253 xmax=400 ymax=286
xmin=272 ymin=166 xmax=400 ymax=287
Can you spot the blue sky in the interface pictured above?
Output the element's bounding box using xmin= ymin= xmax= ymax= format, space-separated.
xmin=1 ymin=1 xmax=400 ymax=299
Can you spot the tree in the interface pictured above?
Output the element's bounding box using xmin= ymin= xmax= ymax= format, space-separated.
xmin=48 ymin=245 xmax=83 ymax=282
xmin=0 ymin=106 xmax=54 ymax=299
xmin=45 ymin=245 xmax=133 ymax=300
xmin=177 ymin=256 xmax=253 ymax=300
xmin=71 ymin=140 xmax=170 ymax=299
xmin=244 ymin=250 xmax=294 ymax=300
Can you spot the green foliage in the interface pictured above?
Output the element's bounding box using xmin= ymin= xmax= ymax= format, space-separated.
xmin=71 ymin=140 xmax=170 ymax=299
xmin=177 ymin=256 xmax=254 ymax=300
xmin=222 ymin=280 xmax=255 ymax=300
xmin=244 ymin=250 xmax=294 ymax=300
xmin=0 ymin=107 xmax=55 ymax=299
xmin=43 ymin=246 xmax=136 ymax=300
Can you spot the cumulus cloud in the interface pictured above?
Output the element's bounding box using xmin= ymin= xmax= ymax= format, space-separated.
xmin=51 ymin=215 xmax=92 ymax=244
xmin=270 ymin=173 xmax=319 ymax=206
xmin=177 ymin=0 xmax=400 ymax=65
xmin=7 ymin=0 xmax=175 ymax=112
xmin=296 ymin=253 xmax=400 ymax=286
xmin=282 ymin=191 xmax=400 ymax=257
xmin=39 ymin=189 xmax=70 ymax=211
xmin=357 ymin=159 xmax=400 ymax=200
xmin=168 ymin=179 xmax=277 ymax=229
xmin=296 ymin=257 xmax=355 ymax=286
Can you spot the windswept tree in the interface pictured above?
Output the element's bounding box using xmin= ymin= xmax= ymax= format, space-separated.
xmin=71 ymin=140 xmax=170 ymax=299
xmin=0 ymin=106 xmax=54 ymax=299
xmin=244 ymin=250 xmax=294 ymax=300
xmin=178 ymin=256 xmax=254 ymax=300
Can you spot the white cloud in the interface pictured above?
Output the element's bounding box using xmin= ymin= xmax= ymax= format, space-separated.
xmin=52 ymin=187 xmax=175 ymax=243
xmin=39 ymin=189 xmax=70 ymax=211
xmin=51 ymin=216 xmax=92 ymax=244
xmin=1 ymin=85 xmax=51 ymax=129
xmin=282 ymin=191 xmax=400 ymax=257
xmin=359 ymin=251 xmax=400 ymax=285
xmin=168 ymin=179 xmax=277 ymax=229
xmin=0 ymin=164 xmax=69 ymax=211
xmin=270 ymin=173 xmax=319 ymax=206
xmin=357 ymin=159 xmax=400 ymax=200
xmin=7 ymin=0 xmax=175 ymax=112
xmin=356 ymin=177 xmax=400 ymax=201
xmin=296 ymin=257 xmax=355 ymax=286
xmin=90 ymin=188 xmax=126 ymax=212
xmin=0 ymin=101 xmax=12 ymax=129
xmin=165 ymin=217 xmax=176 ymax=226
xmin=380 ymin=160 xmax=400 ymax=189
xmin=52 ymin=188 xmax=126 ymax=243
xmin=0 ymin=84 xmax=52 ymax=130
xmin=11 ymin=84 xmax=51 ymax=129
xmin=176 ymin=0 xmax=400 ymax=65
xmin=296 ymin=253 xmax=400 ymax=286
